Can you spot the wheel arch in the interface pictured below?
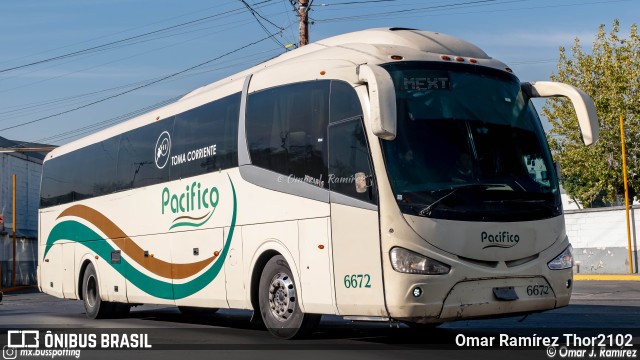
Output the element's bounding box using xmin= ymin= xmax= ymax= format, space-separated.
xmin=77 ymin=255 xmax=97 ymax=300
xmin=248 ymin=240 xmax=302 ymax=313
xmin=249 ymin=249 xmax=280 ymax=314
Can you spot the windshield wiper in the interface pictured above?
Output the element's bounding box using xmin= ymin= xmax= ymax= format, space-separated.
xmin=418 ymin=184 xmax=504 ymax=217
xmin=484 ymin=198 xmax=559 ymax=210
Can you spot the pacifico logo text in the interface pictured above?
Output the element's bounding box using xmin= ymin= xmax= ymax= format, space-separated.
xmin=161 ymin=182 xmax=220 ymax=231
xmin=481 ymin=231 xmax=520 ymax=249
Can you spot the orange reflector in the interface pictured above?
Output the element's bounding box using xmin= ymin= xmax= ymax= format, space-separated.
xmin=469 ymin=58 xmax=478 ymax=63
xmin=214 ymin=251 xmax=220 ymax=257
xmin=45 ymin=259 xmax=49 ymax=263
xmin=95 ymin=256 xmax=99 ymax=260
xmin=456 ymin=57 xmax=464 ymax=62
xmin=441 ymin=55 xmax=451 ymax=61
xmin=320 ymin=70 xmax=326 ymax=75
xmin=391 ymin=55 xmax=403 ymax=60
xmin=318 ymin=245 xmax=325 ymax=250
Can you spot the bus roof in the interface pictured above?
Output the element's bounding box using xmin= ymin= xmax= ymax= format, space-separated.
xmin=46 ymin=28 xmax=510 ymax=160
xmin=181 ymin=27 xmax=508 ymax=100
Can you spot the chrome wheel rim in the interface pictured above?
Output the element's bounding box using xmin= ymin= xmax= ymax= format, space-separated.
xmin=268 ymin=272 xmax=296 ymax=321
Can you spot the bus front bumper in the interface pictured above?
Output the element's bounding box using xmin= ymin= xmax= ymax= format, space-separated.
xmin=389 ymin=274 xmax=572 ymax=324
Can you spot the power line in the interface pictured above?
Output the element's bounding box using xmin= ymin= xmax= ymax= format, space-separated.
xmin=0 ymin=1 xmax=277 ymax=75
xmin=35 ymin=96 xmax=183 ymax=144
xmin=0 ymin=34 xmax=274 ymax=132
xmin=6 ymin=46 xmax=284 ymax=147
xmin=281 ymin=0 xmax=299 ymax=46
xmin=0 ymin=17 xmax=259 ymax=94
xmin=0 ymin=2 xmax=270 ymax=67
xmin=239 ymin=0 xmax=288 ymax=48
xmin=0 ymin=46 xmax=283 ymax=130
xmin=318 ymin=0 xmax=399 ymax=5
xmin=314 ymin=0 xmax=501 ymax=22
xmin=315 ymin=0 xmax=628 ymax=22
xmin=242 ymin=0 xmax=286 ymax=30
xmin=0 ymin=46 xmax=282 ymax=119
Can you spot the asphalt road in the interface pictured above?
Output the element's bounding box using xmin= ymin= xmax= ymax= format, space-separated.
xmin=0 ymin=281 xmax=638 ymax=360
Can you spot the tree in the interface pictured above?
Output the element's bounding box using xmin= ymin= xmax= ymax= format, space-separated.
xmin=544 ymin=20 xmax=640 ymax=207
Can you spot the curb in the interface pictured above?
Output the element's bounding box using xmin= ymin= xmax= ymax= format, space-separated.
xmin=574 ymin=274 xmax=640 ymax=281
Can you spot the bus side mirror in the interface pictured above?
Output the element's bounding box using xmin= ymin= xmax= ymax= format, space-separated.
xmin=358 ymin=64 xmax=397 ymax=140
xmin=522 ymin=81 xmax=599 ymax=146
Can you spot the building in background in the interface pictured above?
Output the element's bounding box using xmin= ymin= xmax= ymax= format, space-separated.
xmin=0 ymin=136 xmax=52 ymax=288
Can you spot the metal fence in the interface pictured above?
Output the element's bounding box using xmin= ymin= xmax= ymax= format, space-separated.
xmin=0 ymin=235 xmax=37 ymax=288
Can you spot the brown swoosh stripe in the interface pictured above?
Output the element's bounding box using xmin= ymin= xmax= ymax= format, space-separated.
xmin=58 ymin=204 xmax=216 ymax=280
xmin=172 ymin=212 xmax=211 ymax=223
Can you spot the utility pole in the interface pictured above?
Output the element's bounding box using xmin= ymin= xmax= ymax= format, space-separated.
xmin=298 ymin=0 xmax=310 ymax=47
xmin=12 ymin=174 xmax=16 ymax=287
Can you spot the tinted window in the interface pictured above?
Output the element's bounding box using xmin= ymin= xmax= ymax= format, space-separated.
xmin=40 ymin=137 xmax=120 ymax=207
xmin=330 ymin=81 xmax=363 ymax=123
xmin=40 ymin=92 xmax=241 ymax=208
xmin=40 ymin=151 xmax=78 ymax=207
xmin=171 ymin=93 xmax=239 ymax=179
xmin=76 ymin=137 xmax=120 ymax=200
xmin=246 ymin=81 xmax=329 ymax=188
xmin=116 ymin=118 xmax=174 ymax=190
xmin=328 ymin=118 xmax=376 ymax=203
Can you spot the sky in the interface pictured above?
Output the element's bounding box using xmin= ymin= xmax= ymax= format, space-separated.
xmin=0 ymin=0 xmax=638 ymax=146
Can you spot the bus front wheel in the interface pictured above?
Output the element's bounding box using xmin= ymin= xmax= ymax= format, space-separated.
xmin=258 ymin=255 xmax=320 ymax=339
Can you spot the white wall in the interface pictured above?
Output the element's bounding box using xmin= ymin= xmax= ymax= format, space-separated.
xmin=565 ymin=206 xmax=640 ymax=274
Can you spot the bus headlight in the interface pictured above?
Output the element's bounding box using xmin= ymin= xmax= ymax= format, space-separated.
xmin=390 ymin=247 xmax=450 ymax=275
xmin=548 ymin=245 xmax=574 ymax=270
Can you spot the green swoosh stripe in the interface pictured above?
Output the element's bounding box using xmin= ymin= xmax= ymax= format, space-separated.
xmin=44 ymin=176 xmax=237 ymax=300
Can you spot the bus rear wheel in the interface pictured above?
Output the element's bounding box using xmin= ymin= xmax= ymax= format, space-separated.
xmin=82 ymin=263 xmax=116 ymax=319
xmin=258 ymin=255 xmax=320 ymax=339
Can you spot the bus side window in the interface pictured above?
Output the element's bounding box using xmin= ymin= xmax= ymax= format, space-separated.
xmin=171 ymin=92 xmax=240 ymax=179
xmin=330 ymin=81 xmax=363 ymax=123
xmin=328 ymin=118 xmax=376 ymax=204
xmin=116 ymin=118 xmax=173 ymax=190
xmin=246 ymin=80 xmax=330 ymax=188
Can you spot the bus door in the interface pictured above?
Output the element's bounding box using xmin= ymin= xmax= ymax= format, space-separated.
xmin=328 ymin=117 xmax=386 ymax=316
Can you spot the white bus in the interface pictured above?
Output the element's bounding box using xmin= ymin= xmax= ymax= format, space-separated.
xmin=38 ymin=28 xmax=599 ymax=339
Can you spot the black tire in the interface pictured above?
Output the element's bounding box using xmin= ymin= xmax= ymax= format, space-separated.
xmin=258 ymin=255 xmax=320 ymax=339
xmin=178 ymin=306 xmax=219 ymax=317
xmin=82 ymin=263 xmax=114 ymax=319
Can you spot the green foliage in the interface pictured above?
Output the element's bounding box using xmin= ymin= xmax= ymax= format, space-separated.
xmin=544 ymin=20 xmax=640 ymax=207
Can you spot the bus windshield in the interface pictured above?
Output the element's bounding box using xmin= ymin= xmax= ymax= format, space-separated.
xmin=381 ymin=62 xmax=560 ymax=222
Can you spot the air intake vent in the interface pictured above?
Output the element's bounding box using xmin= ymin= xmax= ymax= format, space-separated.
xmin=458 ymin=256 xmax=499 ymax=268
xmin=505 ymin=254 xmax=539 ymax=268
